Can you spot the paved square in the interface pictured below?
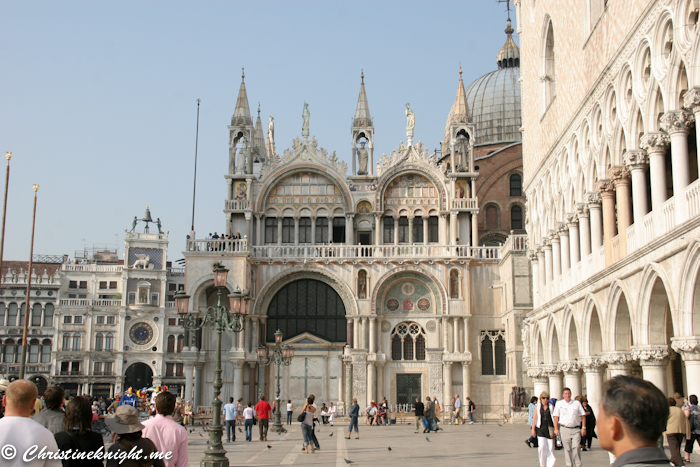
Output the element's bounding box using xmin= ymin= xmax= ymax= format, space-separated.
xmin=184 ymin=420 xmax=622 ymax=467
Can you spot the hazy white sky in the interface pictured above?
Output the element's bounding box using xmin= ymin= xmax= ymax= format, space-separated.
xmin=0 ymin=0 xmax=517 ymax=262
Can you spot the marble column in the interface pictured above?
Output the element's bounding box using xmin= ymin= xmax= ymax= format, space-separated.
xmin=450 ymin=212 xmax=458 ymax=244
xmin=596 ymin=180 xmax=616 ymax=265
xmin=640 ymin=132 xmax=671 ymax=212
xmin=344 ymin=358 xmax=353 ymax=408
xmin=577 ymin=203 xmax=591 ymax=259
xmin=566 ymin=213 xmax=580 ymax=266
xmin=443 ymin=362 xmax=453 ymax=403
xmin=184 ymin=362 xmax=194 ymax=403
xmin=529 ymin=251 xmax=540 ymax=305
xmin=471 ymin=213 xmax=479 ymax=248
xmin=439 ymin=213 xmax=448 ymax=245
xmin=537 ymin=248 xmax=546 ymax=291
xmin=232 ymin=360 xmax=244 ymax=404
xmin=369 ymin=318 xmax=377 ymax=354
xmin=633 ymin=346 xmax=670 ymax=392
xmin=328 ymin=216 xmax=334 ymax=244
xmin=661 ymin=109 xmax=695 ymax=223
xmin=293 ymin=216 xmax=300 ymax=245
xmin=558 ymin=223 xmax=570 ymax=273
xmin=393 ymin=216 xmax=399 ymax=245
xmin=561 ymin=362 xmax=582 ymax=399
xmin=580 ymin=358 xmax=604 ymax=414
xmin=462 ymin=362 xmax=471 ymax=399
xmin=672 ymin=338 xmax=700 ymax=398
xmin=529 ymin=368 xmax=550 ymax=398
xmin=346 ymin=214 xmax=354 ymax=245
xmin=376 ymin=363 xmax=385 ymax=402
xmin=442 ymin=317 xmax=450 ymax=352
xmin=347 ymin=320 xmax=354 ymax=348
xmin=610 ymin=165 xmax=632 ymax=256
xmin=543 ymin=240 xmax=553 ymax=284
xmin=453 ymin=318 xmax=460 ymax=353
xmin=363 ymin=317 xmax=370 ymax=350
xmin=423 ymin=215 xmax=429 ymax=245
xmin=547 ymin=366 xmax=564 ymax=399
xmin=374 ymin=213 xmax=382 ymax=246
xmin=587 ymin=194 xmax=603 ymax=252
xmin=277 ymin=218 xmax=283 ymax=246
xmin=194 ymin=363 xmax=203 ymax=406
xmin=353 ymin=317 xmax=360 ymax=349
xmin=623 ymin=150 xmax=650 ymax=226
xmin=408 ymin=216 xmax=414 ymax=245
xmin=255 ymin=214 xmax=263 ymax=246
xmin=310 ymin=216 xmax=317 ymax=246
xmin=462 ymin=317 xmax=469 ymax=354
xmin=603 ymin=352 xmax=633 ymax=377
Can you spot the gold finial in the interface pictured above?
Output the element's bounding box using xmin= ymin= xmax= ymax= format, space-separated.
xmin=459 ymin=65 xmax=462 ymax=78
xmin=147 ymin=202 xmax=149 ymax=209
xmin=5 ymin=152 xmax=11 ymax=161
xmin=32 ymin=184 xmax=39 ymax=192
xmin=241 ymin=68 xmax=245 ymax=81
xmin=361 ymin=70 xmax=364 ymax=84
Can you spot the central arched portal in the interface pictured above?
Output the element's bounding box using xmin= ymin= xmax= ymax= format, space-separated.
xmin=124 ymin=362 xmax=153 ymax=390
xmin=264 ymin=278 xmax=347 ymax=404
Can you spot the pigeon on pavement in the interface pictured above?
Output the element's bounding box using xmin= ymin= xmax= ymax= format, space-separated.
xmin=267 ymin=445 xmax=272 ymax=449
xmin=343 ymin=459 xmax=354 ymax=464
xmin=388 ymin=446 xmax=392 ymax=451
xmin=426 ymin=437 xmax=430 ymax=442
xmin=329 ymin=432 xmax=334 ymax=437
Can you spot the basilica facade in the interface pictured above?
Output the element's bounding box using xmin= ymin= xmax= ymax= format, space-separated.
xmin=180 ymin=23 xmax=531 ymax=415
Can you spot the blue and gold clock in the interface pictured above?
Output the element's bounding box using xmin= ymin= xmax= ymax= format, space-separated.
xmin=129 ymin=322 xmax=154 ymax=345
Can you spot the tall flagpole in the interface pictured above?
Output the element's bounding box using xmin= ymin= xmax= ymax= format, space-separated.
xmin=19 ymin=184 xmax=39 ymax=380
xmin=191 ymin=99 xmax=201 ymax=232
xmin=0 ymin=152 xmax=12 ymax=282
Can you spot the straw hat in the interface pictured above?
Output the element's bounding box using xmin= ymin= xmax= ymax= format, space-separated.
xmin=104 ymin=405 xmax=145 ymax=434
xmin=0 ymin=379 xmax=10 ymax=391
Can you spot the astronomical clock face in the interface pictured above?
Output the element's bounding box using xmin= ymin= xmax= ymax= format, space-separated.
xmin=129 ymin=322 xmax=154 ymax=345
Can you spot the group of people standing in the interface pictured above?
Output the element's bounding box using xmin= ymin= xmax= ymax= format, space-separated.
xmin=223 ymin=395 xmax=272 ymax=442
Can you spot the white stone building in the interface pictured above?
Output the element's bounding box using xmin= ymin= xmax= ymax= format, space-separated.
xmin=517 ymin=0 xmax=700 ymax=411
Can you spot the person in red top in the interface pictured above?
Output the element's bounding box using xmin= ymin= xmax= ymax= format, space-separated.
xmin=255 ymin=395 xmax=272 ymax=441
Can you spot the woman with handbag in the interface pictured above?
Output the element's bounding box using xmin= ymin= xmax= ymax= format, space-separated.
xmin=531 ymin=391 xmax=556 ymax=467
xmin=300 ymin=395 xmax=317 ymax=454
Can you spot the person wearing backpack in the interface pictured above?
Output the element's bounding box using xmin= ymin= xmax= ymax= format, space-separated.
xmin=466 ymin=397 xmax=475 ymax=424
xmin=684 ymin=395 xmax=700 ymax=463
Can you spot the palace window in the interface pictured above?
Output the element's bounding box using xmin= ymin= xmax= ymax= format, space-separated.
xmin=95 ymin=333 xmax=103 ymax=351
xmin=167 ymin=335 xmax=175 ymax=353
xmin=63 ymin=315 xmax=72 ymax=324
xmin=7 ymin=303 xmax=18 ymax=326
xmin=299 ymin=217 xmax=312 ymax=243
xmin=43 ymin=304 xmax=53 ymax=327
xmin=96 ymin=316 xmax=104 ymax=324
xmin=315 ymin=218 xmax=328 ymax=243
xmin=413 ymin=217 xmax=424 ymax=243
xmin=511 ymin=206 xmax=523 ymax=230
xmin=99 ymin=281 xmax=107 ymax=289
xmin=94 ymin=361 xmax=103 ymax=375
xmin=265 ymin=218 xmax=278 ymax=244
xmin=105 ymin=333 xmax=114 ymax=351
xmin=31 ymin=304 xmax=42 ymax=327
xmin=29 ymin=339 xmax=40 ymax=363
xmin=40 ymin=339 xmax=51 ymax=363
xmin=72 ymin=333 xmax=81 ymax=351
xmin=104 ymin=361 xmax=113 ymax=374
xmin=106 ymin=316 xmax=115 ymax=325
xmin=398 ymin=217 xmax=409 ymax=243
xmin=3 ymin=339 xmax=15 ymax=363
xmin=62 ymin=333 xmax=71 ymax=351
xmin=510 ymin=174 xmax=522 ymax=196
xmin=281 ymin=218 xmax=294 ymax=243
xmin=428 ymin=216 xmax=438 ymax=242
xmin=391 ymin=322 xmax=426 ymax=361
xmin=383 ymin=218 xmax=395 ymax=243
xmin=74 ymin=315 xmax=83 ymax=324
xmin=332 ymin=217 xmax=345 ymax=243
xmin=177 ymin=334 xmax=184 ymax=352
xmin=480 ymin=330 xmax=506 ymax=376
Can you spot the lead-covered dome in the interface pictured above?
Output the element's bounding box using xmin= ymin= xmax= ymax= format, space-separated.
xmin=465 ymin=19 xmax=521 ymax=146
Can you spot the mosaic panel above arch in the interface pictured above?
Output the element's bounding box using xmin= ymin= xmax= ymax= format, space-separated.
xmin=375 ymin=271 xmax=441 ymax=316
xmin=266 ymin=172 xmax=344 ymax=212
xmin=382 ymin=174 xmax=438 ymax=210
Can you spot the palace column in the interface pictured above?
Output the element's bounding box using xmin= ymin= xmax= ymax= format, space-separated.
xmin=184 ymin=362 xmax=194 ymax=404
xmin=328 ymin=216 xmax=334 ymax=243
xmin=561 ymin=362 xmax=582 ymax=399
xmin=194 ymin=362 xmax=203 ymax=406
xmin=393 ymin=215 xmax=399 ymax=245
xmin=529 ymin=368 xmax=550 ymax=398
xmin=576 ymin=204 xmax=591 ymax=259
xmin=293 ymin=216 xmax=300 ymax=246
xmin=346 ymin=214 xmax=354 ymax=245
xmin=603 ymin=352 xmax=632 ymax=377
xmin=255 ymin=214 xmax=263 ymax=246
xmin=453 ymin=318 xmax=461 ymax=353
xmin=596 ymin=180 xmax=616 ymax=265
xmin=580 ymin=358 xmax=604 ymax=415
xmin=374 ymin=213 xmax=382 ymax=246
xmin=623 ymin=150 xmax=650 ymax=227
xmin=353 ymin=317 xmax=360 ymax=349
xmin=347 ymin=319 xmax=354 ymax=348
xmin=640 ymin=133 xmax=671 ymax=213
xmin=423 ymin=215 xmax=429 ymax=245
xmin=369 ymin=318 xmax=377 ymax=354
xmin=661 ymin=110 xmax=695 ymax=223
xmin=442 ymin=317 xmax=450 ymax=352
xmin=633 ymin=346 xmax=670 ymax=392
xmin=408 ymin=216 xmax=415 ymax=245
xmin=529 ymin=251 xmax=540 ymax=305
xmin=443 ymin=362 xmax=453 ymax=403
xmin=232 ymin=360 xmax=244 ymax=404
xmin=439 ymin=213 xmax=448 ymax=245
xmin=558 ymin=223 xmax=570 ymax=273
xmin=344 ymin=357 xmax=353 ymax=408
xmin=462 ymin=362 xmax=471 ymax=399
xmin=672 ymin=338 xmax=700 ymax=398
xmin=543 ymin=238 xmax=553 ymax=284
xmin=547 ymin=366 xmax=564 ymax=399
xmin=462 ymin=317 xmax=469 ymax=353
xmin=566 ymin=213 xmax=580 ymax=266
xmin=277 ymin=218 xmax=283 ymax=246
xmin=376 ymin=362 xmax=385 ymax=402
xmin=450 ymin=212 xmax=458 ymax=244
xmin=471 ymin=212 xmax=479 ymax=248
xmin=537 ymin=247 xmax=546 ymax=292
xmin=587 ymin=193 xmax=603 ymax=252
xmin=310 ymin=216 xmax=316 ymax=246
xmin=610 ymin=166 xmax=632 ymax=256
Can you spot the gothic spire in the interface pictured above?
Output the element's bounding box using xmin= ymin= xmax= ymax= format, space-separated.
xmin=353 ymin=70 xmax=372 ymax=127
xmin=497 ymin=18 xmax=520 ymax=69
xmin=253 ymin=104 xmax=265 ymax=158
xmin=443 ymin=67 xmax=471 ymax=151
xmin=231 ymin=68 xmax=253 ymax=126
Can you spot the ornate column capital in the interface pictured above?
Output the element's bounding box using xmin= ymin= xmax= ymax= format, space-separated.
xmin=640 ymin=132 xmax=671 ymax=155
xmin=578 ymin=357 xmax=603 ymax=372
xmin=542 ymin=237 xmax=552 ymax=249
xmin=683 ymin=87 xmax=700 ymax=113
xmin=660 ymin=109 xmax=695 ymax=135
xmin=543 ymin=364 xmax=562 ymax=376
xmin=557 ymin=222 xmax=568 ymax=236
xmin=575 ymin=203 xmax=590 ymax=218
xmin=609 ymin=165 xmax=631 ymax=184
xmin=596 ymin=179 xmax=615 ymax=197
xmin=631 ymin=345 xmax=670 ymax=366
xmin=671 ymin=337 xmax=700 ymax=361
xmin=549 ymin=230 xmax=560 ymax=242
xmin=528 ymin=249 xmax=539 ymax=261
xmin=527 ymin=367 xmax=548 ymax=381
xmin=602 ymin=351 xmax=634 ymax=369
xmin=559 ymin=361 xmax=581 ymax=375
xmin=565 ymin=212 xmax=579 ymax=228
xmin=623 ymin=149 xmax=649 ymax=171
xmin=585 ymin=192 xmax=602 ymax=207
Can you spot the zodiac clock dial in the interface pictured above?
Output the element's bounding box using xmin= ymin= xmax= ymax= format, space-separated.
xmin=129 ymin=322 xmax=154 ymax=345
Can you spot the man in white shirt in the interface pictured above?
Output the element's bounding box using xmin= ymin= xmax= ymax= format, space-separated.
xmin=0 ymin=380 xmax=61 ymax=467
xmin=553 ymin=387 xmax=587 ymax=467
xmin=453 ymin=394 xmax=464 ymax=425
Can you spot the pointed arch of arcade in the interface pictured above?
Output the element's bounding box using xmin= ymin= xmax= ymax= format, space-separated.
xmin=678 ymin=240 xmax=700 ymax=336
xmin=374 ymin=165 xmax=448 ymax=212
xmin=254 ymin=265 xmax=358 ymax=318
xmin=581 ymin=294 xmax=604 ymax=357
xmin=561 ymin=306 xmax=580 ymax=361
xmin=604 ymin=281 xmax=636 ymax=352
xmin=545 ymin=314 xmax=562 ymax=364
xmin=533 ymin=321 xmax=547 ymax=366
xmin=638 ymin=263 xmax=678 ymax=346
xmin=255 ymin=164 xmax=354 ymax=213
xmin=369 ymin=265 xmax=448 ymax=315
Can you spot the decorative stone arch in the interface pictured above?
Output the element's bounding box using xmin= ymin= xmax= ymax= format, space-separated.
xmin=581 ymin=294 xmax=604 ymax=357
xmin=633 ymin=38 xmax=653 ymax=104
xmin=374 ymin=166 xmax=448 ymax=211
xmin=186 ymin=272 xmax=243 ymax=314
xmin=645 ymin=82 xmax=666 ymax=132
xmin=611 ymin=124 xmax=629 ymax=166
xmin=678 ymin=240 xmax=700 ymax=336
xmin=254 ymin=265 xmax=358 ymax=317
xmin=545 ymin=314 xmax=562 ymax=364
xmin=638 ymin=262 xmax=678 ymax=346
xmin=533 ymin=319 xmax=547 ymax=366
xmin=540 ymin=13 xmax=556 ymax=111
xmin=370 ymin=265 xmax=447 ymax=316
xmin=630 ymin=104 xmax=646 ymax=149
xmin=650 ymin=7 xmax=677 ymax=84
xmin=690 ymin=18 xmax=700 ymax=88
xmin=254 ymin=164 xmax=354 ymax=213
xmin=561 ymin=306 xmax=580 ymax=361
xmin=667 ymin=55 xmax=690 ymax=111
xmin=604 ymin=280 xmax=636 ymax=352
xmin=591 ymin=103 xmax=604 ymax=151
xmin=603 ymin=84 xmax=619 ymax=140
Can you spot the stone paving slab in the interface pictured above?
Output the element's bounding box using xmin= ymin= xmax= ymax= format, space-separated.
xmin=181 ymin=419 xmax=660 ymax=467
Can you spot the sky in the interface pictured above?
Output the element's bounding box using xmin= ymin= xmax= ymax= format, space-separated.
xmin=0 ymin=1 xmax=518 ymax=262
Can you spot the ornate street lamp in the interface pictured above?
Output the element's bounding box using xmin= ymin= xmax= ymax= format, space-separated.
xmin=257 ymin=329 xmax=294 ymax=434
xmin=175 ymin=262 xmax=247 ymax=467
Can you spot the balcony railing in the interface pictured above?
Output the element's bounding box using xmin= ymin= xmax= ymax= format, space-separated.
xmin=250 ymin=244 xmax=498 ymax=260
xmin=225 ymin=199 xmax=251 ymax=211
xmin=59 ymin=370 xmax=82 ymax=376
xmin=167 ymin=267 xmax=185 ymax=275
xmin=451 ymin=198 xmax=479 ymax=210
xmin=59 ymin=299 xmax=122 ymax=307
xmin=686 ymin=178 xmax=700 ymax=217
xmin=63 ymin=264 xmax=123 ymax=272
xmin=92 ymin=299 xmax=121 ymax=307
xmin=186 ymin=238 xmax=248 ymax=253
xmin=92 ymin=371 xmax=113 ymax=376
xmin=499 ymin=234 xmax=528 ymax=256
xmin=662 ymin=197 xmax=676 ymax=232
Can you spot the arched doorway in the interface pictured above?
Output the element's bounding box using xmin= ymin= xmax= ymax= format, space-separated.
xmin=124 ymin=362 xmax=153 ymax=390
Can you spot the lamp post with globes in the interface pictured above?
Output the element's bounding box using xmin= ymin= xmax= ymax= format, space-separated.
xmin=174 ymin=262 xmax=249 ymax=467
xmin=257 ymin=330 xmax=294 ymax=434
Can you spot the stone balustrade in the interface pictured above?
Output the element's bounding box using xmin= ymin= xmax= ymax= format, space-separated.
xmin=225 ymin=199 xmax=251 ymax=211
xmin=451 ymin=198 xmax=478 ymax=210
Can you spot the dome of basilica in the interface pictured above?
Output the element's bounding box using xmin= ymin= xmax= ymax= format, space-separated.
xmin=464 ymin=19 xmax=521 ymax=146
